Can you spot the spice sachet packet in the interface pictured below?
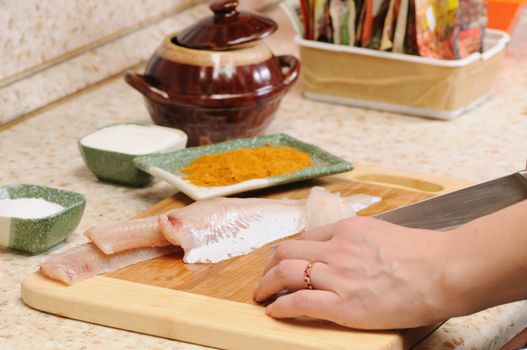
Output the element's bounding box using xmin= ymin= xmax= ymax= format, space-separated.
xmin=354 ymin=0 xmax=365 ymax=30
xmin=314 ymin=0 xmax=334 ymax=42
xmin=347 ymin=0 xmax=358 ymax=45
xmin=360 ymin=0 xmax=374 ymax=47
xmin=392 ymin=0 xmax=409 ymax=52
xmin=452 ymin=0 xmax=487 ymax=58
xmin=404 ymin=0 xmax=421 ymax=56
xmin=412 ymin=0 xmax=486 ymax=59
xmin=368 ymin=0 xmax=391 ymax=49
xmin=380 ymin=0 xmax=401 ymax=50
xmin=415 ymin=0 xmax=458 ymax=58
xmin=330 ymin=0 xmax=356 ymax=45
xmin=355 ymin=0 xmax=367 ymax=45
xmin=299 ymin=0 xmax=313 ymax=39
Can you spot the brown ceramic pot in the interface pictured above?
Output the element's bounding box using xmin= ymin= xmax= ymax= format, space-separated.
xmin=125 ymin=0 xmax=300 ymax=146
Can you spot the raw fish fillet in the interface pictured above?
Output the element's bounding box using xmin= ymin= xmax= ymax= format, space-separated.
xmin=344 ymin=194 xmax=381 ymax=212
xmin=305 ymin=187 xmax=357 ymax=231
xmin=39 ymin=243 xmax=177 ymax=285
xmin=159 ymin=197 xmax=306 ymax=263
xmin=83 ymin=188 xmax=382 ymax=263
xmin=305 ymin=188 xmax=381 ymax=230
xmin=85 ymin=216 xmax=169 ymax=254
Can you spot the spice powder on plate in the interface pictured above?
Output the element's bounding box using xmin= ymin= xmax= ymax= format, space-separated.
xmin=181 ymin=145 xmax=312 ymax=187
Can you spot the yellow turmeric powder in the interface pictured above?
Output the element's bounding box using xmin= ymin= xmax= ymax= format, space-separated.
xmin=181 ymin=145 xmax=312 ymax=187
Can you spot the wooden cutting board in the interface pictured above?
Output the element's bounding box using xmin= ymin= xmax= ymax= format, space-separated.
xmin=22 ymin=166 xmax=471 ymax=350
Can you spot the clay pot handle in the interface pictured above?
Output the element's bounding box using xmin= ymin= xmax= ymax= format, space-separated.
xmin=210 ymin=0 xmax=238 ymax=17
xmin=277 ymin=55 xmax=300 ymax=88
xmin=124 ymin=72 xmax=171 ymax=104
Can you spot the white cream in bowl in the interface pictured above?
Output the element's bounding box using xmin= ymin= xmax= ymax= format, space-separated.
xmin=78 ymin=123 xmax=188 ymax=186
xmin=80 ymin=123 xmax=187 ymax=155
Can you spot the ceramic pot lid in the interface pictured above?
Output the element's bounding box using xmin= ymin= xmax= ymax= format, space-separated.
xmin=176 ymin=0 xmax=278 ymax=50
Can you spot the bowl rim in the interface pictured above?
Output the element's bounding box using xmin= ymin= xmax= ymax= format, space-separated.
xmin=78 ymin=122 xmax=188 ymax=156
xmin=0 ymin=183 xmax=86 ymax=221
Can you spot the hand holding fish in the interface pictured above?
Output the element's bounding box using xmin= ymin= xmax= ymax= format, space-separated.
xmin=254 ymin=216 xmax=453 ymax=329
xmin=255 ymin=199 xmax=527 ymax=329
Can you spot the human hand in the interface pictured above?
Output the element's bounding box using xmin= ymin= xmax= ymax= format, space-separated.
xmin=253 ymin=216 xmax=457 ymax=329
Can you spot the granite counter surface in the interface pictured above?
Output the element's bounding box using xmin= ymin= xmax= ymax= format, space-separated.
xmin=1 ymin=6 xmax=527 ymax=350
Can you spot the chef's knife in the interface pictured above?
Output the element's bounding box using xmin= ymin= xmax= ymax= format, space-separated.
xmin=374 ymin=170 xmax=527 ymax=230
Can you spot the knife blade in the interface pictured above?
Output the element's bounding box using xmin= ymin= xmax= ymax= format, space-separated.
xmin=374 ymin=170 xmax=527 ymax=230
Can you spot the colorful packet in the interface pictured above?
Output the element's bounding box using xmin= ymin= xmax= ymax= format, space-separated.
xmin=330 ymin=0 xmax=352 ymax=44
xmin=380 ymin=0 xmax=401 ymax=50
xmin=392 ymin=0 xmax=409 ymax=53
xmin=360 ymin=0 xmax=374 ymax=47
xmin=414 ymin=0 xmax=458 ymax=58
xmin=314 ymin=0 xmax=325 ymax=40
xmin=329 ymin=0 xmax=343 ymax=43
xmin=323 ymin=0 xmax=335 ymax=42
xmin=368 ymin=0 xmax=391 ymax=49
xmin=452 ymin=0 xmax=487 ymax=58
xmin=355 ymin=0 xmax=367 ymax=45
xmin=310 ymin=0 xmax=316 ymax=39
xmin=354 ymin=0 xmax=365 ymax=29
xmin=347 ymin=0 xmax=357 ymax=45
xmin=299 ymin=0 xmax=313 ymax=40
xmin=404 ymin=0 xmax=420 ymax=55
xmin=314 ymin=0 xmax=334 ymax=43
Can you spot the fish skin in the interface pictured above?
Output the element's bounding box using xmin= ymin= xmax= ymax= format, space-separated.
xmin=159 ymin=197 xmax=307 ymax=264
xmin=39 ymin=243 xmax=177 ymax=285
xmin=85 ymin=216 xmax=170 ymax=254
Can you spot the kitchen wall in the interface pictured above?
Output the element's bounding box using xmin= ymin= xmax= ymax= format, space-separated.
xmin=0 ymin=0 xmax=204 ymax=125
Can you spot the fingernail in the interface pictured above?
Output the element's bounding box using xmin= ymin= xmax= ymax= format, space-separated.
xmin=265 ymin=304 xmax=273 ymax=315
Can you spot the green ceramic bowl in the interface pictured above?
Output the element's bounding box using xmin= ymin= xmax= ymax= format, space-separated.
xmin=0 ymin=184 xmax=86 ymax=255
xmin=78 ymin=123 xmax=187 ymax=187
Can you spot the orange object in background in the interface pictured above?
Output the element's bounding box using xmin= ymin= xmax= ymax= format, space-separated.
xmin=487 ymin=0 xmax=526 ymax=33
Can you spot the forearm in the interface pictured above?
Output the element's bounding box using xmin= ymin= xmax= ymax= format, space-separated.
xmin=445 ymin=199 xmax=527 ymax=316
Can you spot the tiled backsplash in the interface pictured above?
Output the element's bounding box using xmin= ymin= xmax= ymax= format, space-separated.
xmin=0 ymin=0 xmax=203 ymax=125
xmin=0 ymin=0 xmax=200 ymax=83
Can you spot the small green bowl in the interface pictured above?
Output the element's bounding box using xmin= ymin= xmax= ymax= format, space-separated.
xmin=78 ymin=123 xmax=187 ymax=187
xmin=0 ymin=184 xmax=86 ymax=255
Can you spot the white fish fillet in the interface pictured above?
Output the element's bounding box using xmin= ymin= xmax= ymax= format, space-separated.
xmin=39 ymin=243 xmax=177 ymax=285
xmin=305 ymin=187 xmax=357 ymax=231
xmin=159 ymin=197 xmax=306 ymax=263
xmin=305 ymin=188 xmax=381 ymax=231
xmin=85 ymin=216 xmax=169 ymax=254
xmin=344 ymin=194 xmax=382 ymax=212
xmin=82 ymin=188 xmax=382 ymax=264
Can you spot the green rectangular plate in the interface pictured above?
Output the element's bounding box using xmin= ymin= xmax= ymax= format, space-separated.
xmin=133 ymin=134 xmax=353 ymax=200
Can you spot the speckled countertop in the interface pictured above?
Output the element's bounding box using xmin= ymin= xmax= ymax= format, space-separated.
xmin=1 ymin=5 xmax=527 ymax=350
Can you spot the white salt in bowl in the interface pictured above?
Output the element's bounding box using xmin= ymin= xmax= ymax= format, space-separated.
xmin=78 ymin=123 xmax=187 ymax=187
xmin=0 ymin=184 xmax=86 ymax=254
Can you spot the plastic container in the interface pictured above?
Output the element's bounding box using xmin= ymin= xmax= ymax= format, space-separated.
xmin=296 ymin=29 xmax=510 ymax=120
